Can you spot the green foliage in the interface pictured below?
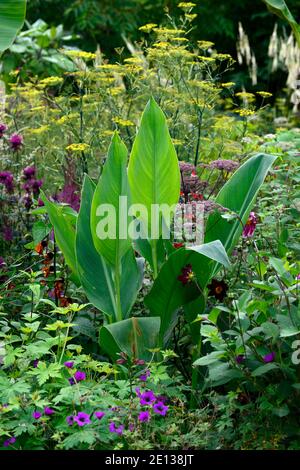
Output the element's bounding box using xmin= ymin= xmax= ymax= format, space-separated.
xmin=0 ymin=0 xmax=27 ymax=52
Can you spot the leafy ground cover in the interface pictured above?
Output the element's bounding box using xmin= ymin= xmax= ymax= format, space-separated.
xmin=0 ymin=0 xmax=299 ymax=452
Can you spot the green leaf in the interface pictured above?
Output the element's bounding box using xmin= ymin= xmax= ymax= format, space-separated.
xmin=99 ymin=317 xmax=161 ymax=361
xmin=91 ymin=132 xmax=131 ymax=266
xmin=40 ymin=192 xmax=80 ymax=284
xmin=262 ymin=0 xmax=300 ymax=47
xmin=193 ymin=350 xmax=226 ymax=366
xmin=76 ymin=175 xmax=142 ymax=321
xmin=0 ymin=0 xmax=27 ymax=52
xmin=128 ymin=97 xmax=180 ymax=239
xmin=252 ymin=362 xmax=278 ymax=377
xmin=145 ymin=240 xmax=230 ymax=345
xmin=205 ymin=153 xmax=277 ymax=276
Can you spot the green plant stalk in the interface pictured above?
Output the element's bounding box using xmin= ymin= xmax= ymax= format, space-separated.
xmin=151 ymin=239 xmax=158 ymax=279
xmin=114 ymin=261 xmax=123 ymax=322
xmin=190 ymin=337 xmax=202 ymax=409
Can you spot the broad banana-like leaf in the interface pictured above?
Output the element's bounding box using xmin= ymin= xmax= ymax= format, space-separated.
xmin=0 ymin=0 xmax=27 ymax=52
xmin=76 ymin=175 xmax=143 ymax=321
xmin=128 ymin=98 xmax=180 ymax=260
xmin=205 ymin=153 xmax=277 ymax=277
xmin=145 ymin=240 xmax=230 ymax=345
xmin=99 ymin=317 xmax=161 ymax=360
xmin=262 ymin=0 xmax=300 ymax=47
xmin=91 ymin=132 xmax=131 ymax=267
xmin=41 ymin=192 xmax=80 ymax=285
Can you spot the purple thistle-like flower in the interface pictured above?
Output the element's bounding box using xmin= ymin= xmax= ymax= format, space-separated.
xmin=94 ymin=411 xmax=105 ymax=420
xmin=74 ymin=370 xmax=86 ymax=382
xmin=0 ymin=171 xmax=14 ymax=193
xmin=66 ymin=415 xmax=74 ymax=426
xmin=263 ymin=352 xmax=276 ymax=363
xmin=0 ymin=123 xmax=7 ymax=138
xmin=74 ymin=412 xmax=91 ymax=427
xmin=32 ymin=411 xmax=42 ymax=420
xmin=109 ymin=422 xmax=124 ymax=436
xmin=44 ymin=407 xmax=55 ymax=416
xmin=153 ymin=401 xmax=169 ymax=416
xmin=56 ymin=183 xmax=81 ymax=212
xmin=236 ymin=354 xmax=245 ymax=364
xmin=23 ymin=166 xmax=36 ymax=179
xmin=9 ymin=133 xmax=23 ymax=151
xmin=140 ymin=390 xmax=156 ymax=406
xmin=138 ymin=410 xmax=151 ymax=422
xmin=242 ymin=212 xmax=257 ymax=238
xmin=139 ymin=369 xmax=151 ymax=382
xmin=64 ymin=361 xmax=74 ymax=368
xmin=3 ymin=436 xmax=16 ymax=447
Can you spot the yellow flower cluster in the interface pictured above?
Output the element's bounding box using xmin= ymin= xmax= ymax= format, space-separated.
xmin=197 ymin=41 xmax=215 ymax=50
xmin=56 ymin=113 xmax=78 ymax=125
xmin=26 ymin=125 xmax=49 ymax=135
xmin=185 ymin=13 xmax=197 ymax=21
xmin=235 ymin=109 xmax=255 ymax=117
xmin=39 ymin=77 xmax=64 ymax=88
xmin=62 ymin=50 xmax=96 ymax=60
xmin=221 ymin=82 xmax=235 ymax=88
xmin=178 ymin=2 xmax=196 ymax=9
xmin=154 ymin=28 xmax=185 ymax=36
xmin=139 ymin=23 xmax=158 ymax=33
xmin=66 ymin=143 xmax=90 ymax=152
xmin=235 ymin=92 xmax=256 ymax=102
xmin=113 ymin=117 xmax=135 ymax=127
xmin=257 ymin=91 xmax=273 ymax=98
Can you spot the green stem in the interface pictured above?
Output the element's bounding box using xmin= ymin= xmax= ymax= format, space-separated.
xmin=114 ymin=262 xmax=123 ymax=322
xmin=151 ymin=239 xmax=158 ymax=279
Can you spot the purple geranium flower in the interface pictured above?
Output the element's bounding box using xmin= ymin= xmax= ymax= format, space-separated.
xmin=94 ymin=411 xmax=105 ymax=420
xmin=153 ymin=401 xmax=168 ymax=416
xmin=242 ymin=212 xmax=257 ymax=238
xmin=109 ymin=422 xmax=124 ymax=436
xmin=9 ymin=133 xmax=23 ymax=151
xmin=44 ymin=407 xmax=55 ymax=416
xmin=263 ymin=351 xmax=276 ymax=363
xmin=138 ymin=410 xmax=151 ymax=422
xmin=64 ymin=361 xmax=74 ymax=368
xmin=32 ymin=359 xmax=39 ymax=368
xmin=139 ymin=369 xmax=150 ymax=382
xmin=66 ymin=415 xmax=74 ymax=426
xmin=32 ymin=411 xmax=42 ymax=420
xmin=74 ymin=370 xmax=86 ymax=382
xmin=140 ymin=390 xmax=156 ymax=406
xmin=68 ymin=377 xmax=76 ymax=386
xmin=0 ymin=123 xmax=7 ymax=138
xmin=3 ymin=436 xmax=16 ymax=447
xmin=74 ymin=412 xmax=91 ymax=427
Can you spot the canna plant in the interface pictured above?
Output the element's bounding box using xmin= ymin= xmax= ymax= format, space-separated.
xmin=42 ymin=97 xmax=276 ymax=361
xmin=0 ymin=0 xmax=27 ymax=53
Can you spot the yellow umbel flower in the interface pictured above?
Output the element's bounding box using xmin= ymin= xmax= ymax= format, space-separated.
xmin=256 ymin=91 xmax=273 ymax=98
xmin=113 ymin=117 xmax=135 ymax=127
xmin=66 ymin=143 xmax=90 ymax=152
xmin=62 ymin=50 xmax=96 ymax=60
xmin=139 ymin=23 xmax=157 ymax=33
xmin=39 ymin=77 xmax=64 ymax=88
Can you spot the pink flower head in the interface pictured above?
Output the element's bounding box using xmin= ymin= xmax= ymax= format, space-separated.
xmin=263 ymin=351 xmax=275 ymax=363
xmin=32 ymin=411 xmax=42 ymax=420
xmin=139 ymin=390 xmax=156 ymax=406
xmin=64 ymin=361 xmax=74 ymax=368
xmin=138 ymin=410 xmax=151 ymax=422
xmin=153 ymin=401 xmax=169 ymax=416
xmin=94 ymin=411 xmax=105 ymax=420
xmin=74 ymin=370 xmax=86 ymax=382
xmin=74 ymin=412 xmax=91 ymax=427
xmin=0 ymin=123 xmax=7 ymax=138
xmin=23 ymin=166 xmax=36 ymax=180
xmin=9 ymin=133 xmax=23 ymax=151
xmin=109 ymin=422 xmax=124 ymax=436
xmin=242 ymin=212 xmax=257 ymax=238
xmin=44 ymin=407 xmax=55 ymax=416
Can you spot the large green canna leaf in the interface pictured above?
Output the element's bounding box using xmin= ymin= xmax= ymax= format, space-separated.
xmin=76 ymin=175 xmax=143 ymax=321
xmin=262 ymin=0 xmax=300 ymax=46
xmin=145 ymin=240 xmax=230 ymax=345
xmin=204 ymin=153 xmax=277 ymax=277
xmin=91 ymin=132 xmax=131 ymax=267
xmin=0 ymin=0 xmax=27 ymax=52
xmin=41 ymin=192 xmax=80 ymax=285
xmin=99 ymin=317 xmax=161 ymax=361
xmin=128 ymin=97 xmax=180 ymax=276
